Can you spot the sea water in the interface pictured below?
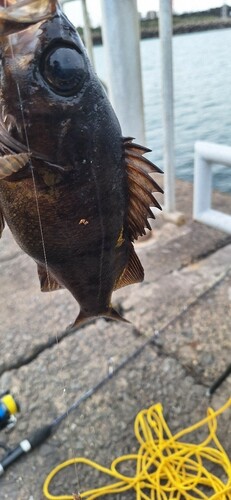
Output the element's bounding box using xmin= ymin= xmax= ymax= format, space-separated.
xmin=94 ymin=28 xmax=231 ymax=194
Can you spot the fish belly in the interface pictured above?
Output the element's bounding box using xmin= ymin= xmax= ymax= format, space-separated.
xmin=0 ymin=170 xmax=128 ymax=318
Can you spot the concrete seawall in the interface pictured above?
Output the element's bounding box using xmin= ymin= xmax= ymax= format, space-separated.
xmin=0 ymin=179 xmax=230 ymax=499
xmin=89 ymin=19 xmax=231 ymax=45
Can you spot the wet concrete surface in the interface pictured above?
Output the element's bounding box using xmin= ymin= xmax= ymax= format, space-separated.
xmin=0 ymin=180 xmax=230 ymax=500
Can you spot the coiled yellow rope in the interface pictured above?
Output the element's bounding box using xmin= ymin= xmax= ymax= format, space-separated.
xmin=43 ymin=398 xmax=231 ymax=500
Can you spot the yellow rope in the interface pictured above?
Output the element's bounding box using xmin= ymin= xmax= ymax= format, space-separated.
xmin=43 ymin=398 xmax=231 ymax=500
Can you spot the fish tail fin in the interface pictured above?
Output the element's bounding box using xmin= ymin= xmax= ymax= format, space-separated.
xmin=105 ymin=307 xmax=130 ymax=324
xmin=67 ymin=308 xmax=130 ymax=332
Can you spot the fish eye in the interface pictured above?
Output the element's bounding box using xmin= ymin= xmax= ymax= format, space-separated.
xmin=40 ymin=44 xmax=87 ymax=96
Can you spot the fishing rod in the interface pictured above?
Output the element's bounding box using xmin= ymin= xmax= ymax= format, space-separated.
xmin=1 ymin=328 xmax=230 ymax=475
xmin=0 ymin=391 xmax=20 ymax=432
xmin=0 ymin=339 xmax=148 ymax=476
xmin=206 ymin=363 xmax=231 ymax=396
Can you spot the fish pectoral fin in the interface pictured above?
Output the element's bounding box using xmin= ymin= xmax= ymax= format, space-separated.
xmin=0 ymin=207 xmax=5 ymax=238
xmin=37 ymin=264 xmax=63 ymax=292
xmin=124 ymin=137 xmax=163 ymax=241
xmin=114 ymin=244 xmax=144 ymax=290
xmin=0 ymin=153 xmax=30 ymax=180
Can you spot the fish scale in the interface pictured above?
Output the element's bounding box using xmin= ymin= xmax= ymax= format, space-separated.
xmin=0 ymin=0 xmax=163 ymax=330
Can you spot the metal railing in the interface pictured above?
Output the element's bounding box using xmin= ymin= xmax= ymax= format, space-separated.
xmin=193 ymin=141 xmax=231 ymax=234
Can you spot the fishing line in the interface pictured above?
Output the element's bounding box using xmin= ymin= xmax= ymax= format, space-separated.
xmin=6 ymin=10 xmax=81 ymax=492
xmin=8 ymin=50 xmax=51 ymax=294
xmin=0 ymin=331 xmax=153 ymax=476
xmin=4 ymin=7 xmax=110 ymax=493
xmin=91 ymin=168 xmax=105 ymax=301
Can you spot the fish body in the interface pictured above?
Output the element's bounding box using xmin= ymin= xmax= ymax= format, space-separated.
xmin=0 ymin=0 xmax=163 ymax=329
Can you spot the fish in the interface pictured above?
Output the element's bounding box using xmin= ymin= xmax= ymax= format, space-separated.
xmin=0 ymin=0 xmax=163 ymax=331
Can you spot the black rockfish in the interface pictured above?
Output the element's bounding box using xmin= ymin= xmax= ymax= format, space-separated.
xmin=0 ymin=0 xmax=163 ymax=330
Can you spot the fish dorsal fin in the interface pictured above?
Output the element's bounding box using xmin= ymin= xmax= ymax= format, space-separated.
xmin=0 ymin=153 xmax=30 ymax=179
xmin=0 ymin=208 xmax=5 ymax=238
xmin=124 ymin=137 xmax=163 ymax=241
xmin=115 ymin=244 xmax=144 ymax=290
xmin=37 ymin=264 xmax=63 ymax=292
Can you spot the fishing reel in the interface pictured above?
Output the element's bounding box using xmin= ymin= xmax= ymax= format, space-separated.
xmin=0 ymin=391 xmax=20 ymax=431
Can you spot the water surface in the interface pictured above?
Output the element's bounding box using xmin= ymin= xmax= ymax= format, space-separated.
xmin=94 ymin=28 xmax=231 ymax=193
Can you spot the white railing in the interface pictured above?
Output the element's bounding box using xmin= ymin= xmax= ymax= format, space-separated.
xmin=193 ymin=141 xmax=231 ymax=234
xmin=101 ymin=0 xmax=145 ymax=144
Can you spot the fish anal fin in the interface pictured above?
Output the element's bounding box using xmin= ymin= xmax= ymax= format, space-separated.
xmin=115 ymin=244 xmax=144 ymax=290
xmin=37 ymin=264 xmax=63 ymax=292
xmin=124 ymin=138 xmax=163 ymax=242
xmin=0 ymin=208 xmax=5 ymax=238
xmin=0 ymin=153 xmax=30 ymax=180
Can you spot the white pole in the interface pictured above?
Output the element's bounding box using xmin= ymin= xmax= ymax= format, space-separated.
xmin=101 ymin=0 xmax=145 ymax=144
xmin=159 ymin=0 xmax=175 ymax=213
xmin=81 ymin=0 xmax=95 ymax=66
